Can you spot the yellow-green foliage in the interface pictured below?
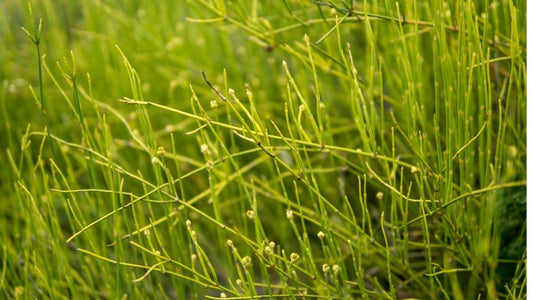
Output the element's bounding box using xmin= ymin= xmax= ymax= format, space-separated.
xmin=0 ymin=1 xmax=525 ymax=299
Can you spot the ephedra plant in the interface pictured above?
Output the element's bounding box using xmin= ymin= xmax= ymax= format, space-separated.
xmin=1 ymin=0 xmax=525 ymax=299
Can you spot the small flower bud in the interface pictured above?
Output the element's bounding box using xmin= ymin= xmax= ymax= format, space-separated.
xmin=157 ymin=146 xmax=165 ymax=155
xmin=200 ymin=143 xmax=209 ymax=154
xmin=290 ymin=252 xmax=299 ymax=262
xmin=317 ymin=231 xmax=325 ymax=239
xmin=322 ymin=264 xmax=330 ymax=273
xmin=246 ymin=210 xmax=255 ymax=219
xmin=210 ymin=100 xmax=218 ymax=109
xmin=241 ymin=256 xmax=252 ymax=267
xmin=332 ymin=264 xmax=340 ymax=275
xmin=286 ymin=209 xmax=293 ymax=220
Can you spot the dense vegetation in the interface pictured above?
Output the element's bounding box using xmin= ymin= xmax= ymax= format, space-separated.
xmin=0 ymin=0 xmax=526 ymax=299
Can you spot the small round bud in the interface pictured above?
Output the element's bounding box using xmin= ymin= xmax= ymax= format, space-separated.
xmin=317 ymin=231 xmax=325 ymax=239
xmin=210 ymin=100 xmax=218 ymax=109
xmin=411 ymin=166 xmax=418 ymax=173
xmin=299 ymin=104 xmax=305 ymax=112
xmin=322 ymin=264 xmax=330 ymax=273
xmin=151 ymin=156 xmax=159 ymax=164
xmin=144 ymin=229 xmax=150 ymax=237
xmin=376 ymin=191 xmax=384 ymax=200
xmin=200 ymin=144 xmax=209 ymax=154
xmin=226 ymin=239 xmax=233 ymax=247
xmin=220 ymin=293 xmax=227 ymax=299
xmin=157 ymin=146 xmax=165 ymax=155
xmin=286 ymin=209 xmax=294 ymax=220
xmin=185 ymin=219 xmax=191 ymax=227
xmin=236 ymin=279 xmax=242 ymax=286
xmin=290 ymin=252 xmax=299 ymax=262
xmin=241 ymin=256 xmax=252 ymax=267
xmin=332 ymin=264 xmax=340 ymax=275
xmin=246 ymin=210 xmax=255 ymax=219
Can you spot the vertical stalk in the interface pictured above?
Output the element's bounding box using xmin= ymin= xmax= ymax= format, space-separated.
xmin=21 ymin=3 xmax=55 ymax=157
